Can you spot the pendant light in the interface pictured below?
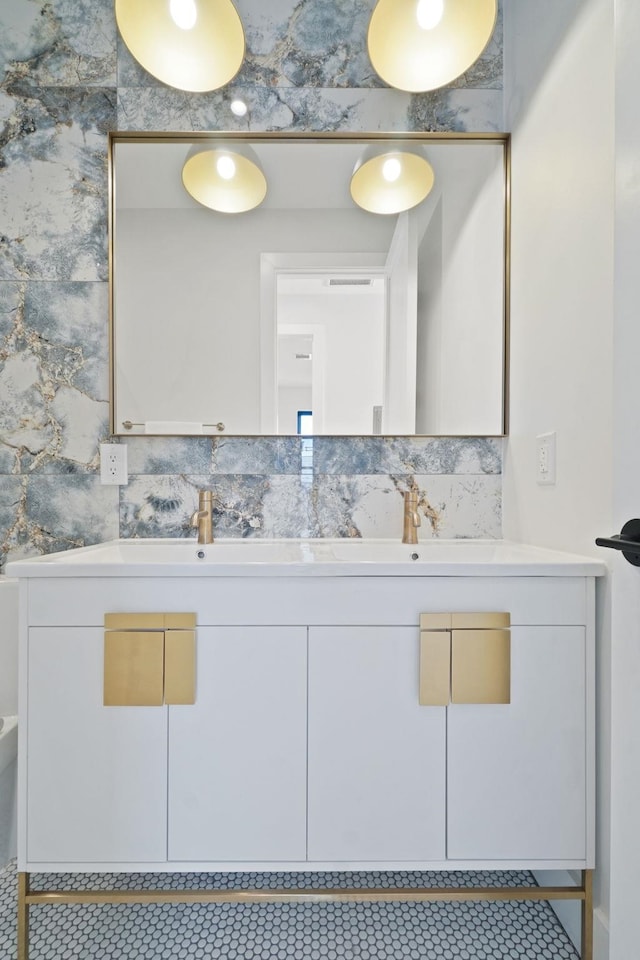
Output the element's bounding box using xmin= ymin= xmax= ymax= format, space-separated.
xmin=350 ymin=147 xmax=435 ymax=215
xmin=182 ymin=143 xmax=267 ymax=214
xmin=114 ymin=0 xmax=245 ymax=93
xmin=367 ymin=0 xmax=497 ymax=93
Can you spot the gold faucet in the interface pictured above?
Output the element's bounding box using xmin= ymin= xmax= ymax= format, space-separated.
xmin=191 ymin=490 xmax=214 ymax=544
xmin=402 ymin=491 xmax=421 ymax=545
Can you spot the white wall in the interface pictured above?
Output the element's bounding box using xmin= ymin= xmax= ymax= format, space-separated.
xmin=503 ymin=0 xmax=614 ymax=955
xmin=415 ymin=150 xmax=505 ymax=436
xmin=416 ymin=198 xmax=444 ymax=433
xmin=277 ymin=290 xmax=385 ymax=434
xmin=608 ymin=2 xmax=640 ymax=956
xmin=115 ymin=207 xmax=391 ymax=433
xmin=384 ymin=213 xmax=417 ymax=433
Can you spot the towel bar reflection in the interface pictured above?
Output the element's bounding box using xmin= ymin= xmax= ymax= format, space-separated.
xmin=122 ymin=420 xmax=226 ymax=432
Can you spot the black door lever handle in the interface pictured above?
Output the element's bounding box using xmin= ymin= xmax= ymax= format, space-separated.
xmin=596 ymin=519 xmax=640 ymax=566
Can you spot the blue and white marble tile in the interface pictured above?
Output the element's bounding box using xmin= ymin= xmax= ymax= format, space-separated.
xmin=119 ymin=465 xmax=501 ymax=543
xmin=0 ymin=282 xmax=109 ymax=473
xmin=407 ymin=88 xmax=503 ymax=133
xmin=1 ymin=474 xmax=118 ymax=568
xmin=25 ymin=474 xmax=119 ymax=548
xmin=120 ymin=474 xmax=270 ymax=540
xmin=259 ymin=475 xmax=317 ymax=538
xmin=0 ymin=351 xmax=56 ymax=473
xmin=211 ymin=437 xmax=303 ymax=475
xmin=24 ymin=281 xmax=109 ymax=402
xmin=0 ymin=85 xmax=115 ymax=282
xmin=307 ymin=474 xmax=501 ymax=540
xmin=0 ymin=475 xmax=23 ymax=569
xmin=125 ymin=437 xmax=215 ymax=477
xmin=0 ymin=282 xmax=21 ymax=344
xmin=312 ymin=437 xmax=503 ymax=476
xmin=0 ymin=0 xmax=116 ymax=88
xmin=239 ymin=0 xmax=375 ymax=90
xmin=119 ymin=475 xmax=201 ymax=540
xmin=117 ymin=85 xmax=503 ymax=135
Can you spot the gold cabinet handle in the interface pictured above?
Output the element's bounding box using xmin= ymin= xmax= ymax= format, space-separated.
xmin=104 ymin=631 xmax=165 ymax=706
xmin=104 ymin=613 xmax=196 ymax=706
xmin=419 ymin=613 xmax=511 ymax=706
xmin=164 ymin=629 xmax=196 ymax=705
xmin=419 ymin=629 xmax=451 ymax=706
xmin=451 ymin=628 xmax=510 ymax=705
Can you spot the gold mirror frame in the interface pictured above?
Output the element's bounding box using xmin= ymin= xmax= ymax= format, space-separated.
xmin=108 ymin=131 xmax=510 ymax=438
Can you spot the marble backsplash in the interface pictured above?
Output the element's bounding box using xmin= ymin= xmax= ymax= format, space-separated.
xmin=0 ymin=0 xmax=504 ymax=569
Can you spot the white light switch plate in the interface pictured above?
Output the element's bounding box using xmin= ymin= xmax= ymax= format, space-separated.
xmin=536 ymin=432 xmax=556 ymax=485
xmin=100 ymin=443 xmax=128 ymax=485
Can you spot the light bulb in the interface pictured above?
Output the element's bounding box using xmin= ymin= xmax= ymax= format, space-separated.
xmin=230 ymin=98 xmax=248 ymax=117
xmin=382 ymin=157 xmax=402 ymax=183
xmin=216 ymin=155 xmax=236 ymax=180
xmin=169 ymin=0 xmax=197 ymax=31
xmin=416 ymin=0 xmax=444 ymax=30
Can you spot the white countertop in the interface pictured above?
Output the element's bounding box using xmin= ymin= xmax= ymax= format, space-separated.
xmin=4 ymin=538 xmax=607 ymax=578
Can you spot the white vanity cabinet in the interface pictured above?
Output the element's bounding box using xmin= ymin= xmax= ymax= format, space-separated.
xmin=167 ymin=626 xmax=307 ymax=862
xmin=27 ymin=626 xmax=168 ymax=864
xmin=12 ymin=558 xmax=599 ymax=874
xmin=307 ymin=624 xmax=587 ymax=865
xmin=307 ymin=626 xmax=447 ymax=862
xmin=26 ymin=623 xmax=308 ymax=867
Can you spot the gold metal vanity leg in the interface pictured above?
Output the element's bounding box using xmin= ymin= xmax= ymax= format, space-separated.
xmin=581 ymin=869 xmax=593 ymax=960
xmin=17 ymin=872 xmax=29 ymax=960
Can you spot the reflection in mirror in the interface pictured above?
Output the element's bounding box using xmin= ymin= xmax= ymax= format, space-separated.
xmin=110 ymin=134 xmax=509 ymax=437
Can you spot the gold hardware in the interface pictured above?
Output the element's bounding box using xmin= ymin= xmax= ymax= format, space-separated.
xmin=420 ymin=613 xmax=452 ymax=630
xmin=402 ymin=491 xmax=421 ymax=544
xmin=164 ymin=630 xmax=196 ymax=705
xmin=104 ymin=613 xmax=196 ymax=630
xmin=419 ymin=630 xmax=451 ymax=706
xmin=451 ymin=612 xmax=510 ymax=630
xmin=164 ymin=613 xmax=197 ymax=630
xmin=451 ymin=629 xmax=511 ymax=705
xmin=105 ymin=612 xmax=165 ymax=630
xmin=104 ymin=631 xmax=165 ymax=706
xmin=418 ymin=612 xmax=511 ymax=706
xmin=191 ymin=489 xmax=215 ymax=544
xmin=104 ymin=613 xmax=197 ymax=706
xmin=581 ymin=869 xmax=593 ymax=960
xmin=18 ymin=869 xmax=594 ymax=960
xmin=17 ymin=872 xmax=29 ymax=960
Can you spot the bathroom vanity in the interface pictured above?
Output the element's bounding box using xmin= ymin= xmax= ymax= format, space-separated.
xmin=7 ymin=538 xmax=604 ymax=876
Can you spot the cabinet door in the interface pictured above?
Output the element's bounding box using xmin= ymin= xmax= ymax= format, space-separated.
xmin=168 ymin=626 xmax=307 ymax=861
xmin=27 ymin=628 xmax=168 ymax=863
xmin=447 ymin=626 xmax=586 ymax=860
xmin=308 ymin=626 xmax=446 ymax=862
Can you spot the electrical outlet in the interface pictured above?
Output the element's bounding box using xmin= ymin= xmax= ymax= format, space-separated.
xmin=536 ymin=432 xmax=556 ymax=485
xmin=100 ymin=443 xmax=128 ymax=485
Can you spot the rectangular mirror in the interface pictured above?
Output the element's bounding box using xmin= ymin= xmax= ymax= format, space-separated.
xmin=110 ymin=133 xmax=509 ymax=437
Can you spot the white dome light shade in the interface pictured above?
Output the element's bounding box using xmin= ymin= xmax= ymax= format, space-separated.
xmin=114 ymin=0 xmax=245 ymax=93
xmin=350 ymin=150 xmax=435 ymax=215
xmin=367 ymin=0 xmax=497 ymax=93
xmin=182 ymin=144 xmax=267 ymax=214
